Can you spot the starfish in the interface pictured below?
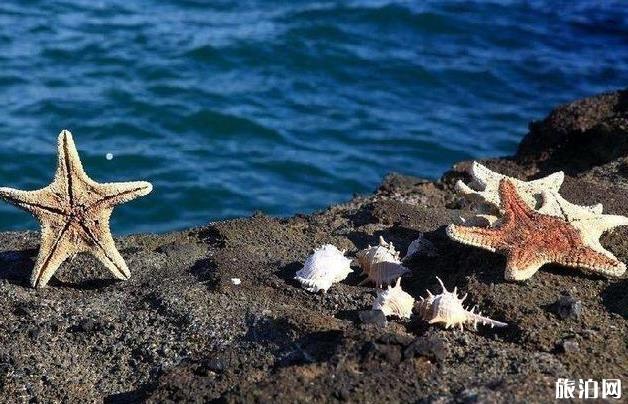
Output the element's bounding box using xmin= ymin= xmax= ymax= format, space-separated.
xmin=539 ymin=189 xmax=628 ymax=261
xmin=446 ymin=179 xmax=626 ymax=281
xmin=455 ymin=161 xmax=565 ymax=212
xmin=455 ymin=161 xmax=603 ymax=225
xmin=0 ymin=130 xmax=152 ymax=288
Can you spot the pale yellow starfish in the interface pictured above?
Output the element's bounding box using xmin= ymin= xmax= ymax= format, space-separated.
xmin=0 ymin=130 xmax=152 ymax=288
xmin=455 ymin=161 xmax=601 ymax=226
xmin=455 ymin=161 xmax=565 ymax=211
xmin=539 ymin=189 xmax=628 ymax=262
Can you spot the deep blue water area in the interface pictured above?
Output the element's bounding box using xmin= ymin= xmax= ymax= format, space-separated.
xmin=0 ymin=1 xmax=626 ymax=234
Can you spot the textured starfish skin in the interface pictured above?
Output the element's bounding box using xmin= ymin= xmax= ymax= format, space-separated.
xmin=0 ymin=130 xmax=152 ymax=288
xmin=455 ymin=161 xmax=565 ymax=212
xmin=447 ymin=179 xmax=625 ymax=281
xmin=539 ymin=190 xmax=628 ymax=261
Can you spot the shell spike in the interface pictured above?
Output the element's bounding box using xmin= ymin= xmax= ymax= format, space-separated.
xmin=467 ymin=310 xmax=507 ymax=328
xmin=435 ymin=276 xmax=447 ymax=293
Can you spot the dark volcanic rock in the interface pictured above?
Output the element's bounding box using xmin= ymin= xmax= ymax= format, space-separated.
xmin=358 ymin=310 xmax=387 ymax=327
xmin=0 ymin=90 xmax=627 ymax=402
xmin=517 ymin=89 xmax=628 ymax=173
xmin=552 ymin=292 xmax=583 ymax=320
xmin=403 ymin=336 xmax=448 ymax=362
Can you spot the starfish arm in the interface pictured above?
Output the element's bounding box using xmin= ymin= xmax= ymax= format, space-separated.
xmin=503 ymin=248 xmax=546 ymax=281
xmin=556 ymin=247 xmax=626 ymax=277
xmin=588 ymin=214 xmax=628 ymax=235
xmin=31 ymin=222 xmax=76 ymax=288
xmin=90 ymin=181 xmax=153 ymax=210
xmin=498 ymin=179 xmax=535 ymax=222
xmin=0 ymin=186 xmax=64 ymax=218
xmin=527 ymin=171 xmax=564 ymax=191
xmin=539 ymin=190 xmax=604 ymax=219
xmin=446 ymin=224 xmax=502 ymax=252
xmin=454 ymin=180 xmax=485 ymax=202
xmin=470 ymin=162 xmax=500 ymax=189
xmin=53 ymin=130 xmax=90 ymax=200
xmin=572 ymin=214 xmax=628 ymax=259
xmin=79 ymin=212 xmax=131 ymax=280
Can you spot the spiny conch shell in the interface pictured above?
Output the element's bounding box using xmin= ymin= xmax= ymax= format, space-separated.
xmin=417 ymin=277 xmax=507 ymax=331
xmin=294 ymin=244 xmax=353 ymax=293
xmin=372 ymin=278 xmax=414 ymax=319
xmin=403 ymin=233 xmax=438 ymax=260
xmin=356 ymin=236 xmax=409 ymax=288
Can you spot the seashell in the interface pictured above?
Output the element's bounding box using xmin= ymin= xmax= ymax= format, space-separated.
xmin=403 ymin=233 xmax=438 ymax=260
xmin=356 ymin=236 xmax=409 ymax=288
xmin=372 ymin=278 xmax=414 ymax=319
xmin=294 ymin=244 xmax=353 ymax=293
xmin=356 ymin=236 xmax=399 ymax=274
xmin=417 ymin=277 xmax=507 ymax=330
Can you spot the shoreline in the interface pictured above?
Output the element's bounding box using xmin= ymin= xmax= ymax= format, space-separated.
xmin=0 ymin=89 xmax=626 ymax=402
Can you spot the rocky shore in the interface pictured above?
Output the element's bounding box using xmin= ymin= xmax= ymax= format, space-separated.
xmin=0 ymin=90 xmax=626 ymax=403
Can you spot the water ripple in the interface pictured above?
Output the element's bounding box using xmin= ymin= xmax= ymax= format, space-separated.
xmin=0 ymin=0 xmax=626 ymax=233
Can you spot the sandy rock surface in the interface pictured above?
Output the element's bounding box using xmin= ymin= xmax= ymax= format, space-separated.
xmin=0 ymin=90 xmax=626 ymax=402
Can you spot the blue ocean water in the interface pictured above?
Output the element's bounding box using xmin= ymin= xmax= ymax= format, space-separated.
xmin=0 ymin=1 xmax=626 ymax=234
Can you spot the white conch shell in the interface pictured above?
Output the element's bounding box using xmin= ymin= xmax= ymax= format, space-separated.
xmin=294 ymin=244 xmax=353 ymax=293
xmin=372 ymin=278 xmax=414 ymax=319
xmin=417 ymin=277 xmax=507 ymax=330
xmin=403 ymin=233 xmax=438 ymax=259
xmin=356 ymin=236 xmax=409 ymax=288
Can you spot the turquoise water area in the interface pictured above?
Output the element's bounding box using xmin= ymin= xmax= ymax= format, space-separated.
xmin=0 ymin=1 xmax=626 ymax=234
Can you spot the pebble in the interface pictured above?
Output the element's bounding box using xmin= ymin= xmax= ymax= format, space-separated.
xmin=403 ymin=336 xmax=448 ymax=362
xmin=553 ymin=292 xmax=582 ymax=320
xmin=358 ymin=310 xmax=387 ymax=327
xmin=559 ymin=339 xmax=580 ymax=353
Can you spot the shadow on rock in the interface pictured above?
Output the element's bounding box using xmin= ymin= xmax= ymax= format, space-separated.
xmin=0 ymin=249 xmax=37 ymax=286
xmin=190 ymin=257 xmax=219 ymax=290
xmin=194 ymin=225 xmax=226 ymax=248
xmin=50 ymin=277 xmax=120 ymax=290
xmin=601 ymin=279 xmax=628 ymax=318
xmin=243 ymin=313 xmax=344 ymax=368
xmin=275 ymin=261 xmax=301 ymax=286
xmin=342 ymin=203 xmax=378 ymax=227
xmin=104 ymin=385 xmax=152 ymax=404
xmin=344 ymin=224 xmax=423 ymax=257
xmin=277 ymin=330 xmax=344 ymax=367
